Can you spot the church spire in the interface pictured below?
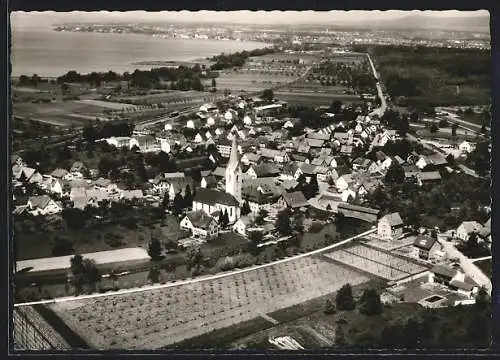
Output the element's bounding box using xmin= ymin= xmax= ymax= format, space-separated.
xmin=228 ymin=136 xmax=239 ymax=169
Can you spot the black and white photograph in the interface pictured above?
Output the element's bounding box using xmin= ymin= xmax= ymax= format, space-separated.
xmin=10 ymin=9 xmax=492 ymax=352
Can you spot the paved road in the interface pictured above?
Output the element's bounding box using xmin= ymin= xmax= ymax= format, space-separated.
xmin=14 ymin=227 xmax=376 ymax=307
xmin=366 ymin=53 xmax=387 ymax=118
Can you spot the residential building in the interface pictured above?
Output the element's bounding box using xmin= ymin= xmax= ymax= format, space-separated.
xmin=27 ymin=195 xmax=62 ymax=216
xmin=377 ymin=212 xmax=404 ymax=240
xmin=456 ymin=221 xmax=483 ymax=241
xmin=411 ymin=236 xmax=443 ymax=261
xmin=180 ymin=210 xmax=219 ymax=239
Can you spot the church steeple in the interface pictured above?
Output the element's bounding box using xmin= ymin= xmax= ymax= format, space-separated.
xmin=225 ymin=136 xmax=242 ymax=203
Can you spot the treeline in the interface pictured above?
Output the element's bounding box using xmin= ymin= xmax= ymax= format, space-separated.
xmin=209 ymin=47 xmax=277 ymax=71
xmin=83 ymin=122 xmax=134 ymax=143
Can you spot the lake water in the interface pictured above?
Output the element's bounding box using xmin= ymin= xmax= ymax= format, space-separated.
xmin=11 ymin=25 xmax=268 ymax=77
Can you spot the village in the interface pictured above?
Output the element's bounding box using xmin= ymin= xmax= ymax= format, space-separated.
xmin=11 ymin=40 xmax=492 ymax=350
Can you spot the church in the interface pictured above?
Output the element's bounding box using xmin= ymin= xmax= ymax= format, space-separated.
xmin=192 ymin=137 xmax=242 ymax=224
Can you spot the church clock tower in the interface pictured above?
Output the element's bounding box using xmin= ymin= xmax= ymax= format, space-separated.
xmin=225 ymin=136 xmax=242 ymax=203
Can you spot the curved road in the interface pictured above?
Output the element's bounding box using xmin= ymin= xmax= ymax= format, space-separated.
xmin=15 ymin=227 xmax=375 ymax=307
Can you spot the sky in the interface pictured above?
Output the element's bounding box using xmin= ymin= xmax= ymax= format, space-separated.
xmin=11 ymin=10 xmax=490 ymax=27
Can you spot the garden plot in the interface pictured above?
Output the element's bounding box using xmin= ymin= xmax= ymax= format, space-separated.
xmin=49 ymin=257 xmax=369 ymax=350
xmin=323 ymin=245 xmax=428 ymax=281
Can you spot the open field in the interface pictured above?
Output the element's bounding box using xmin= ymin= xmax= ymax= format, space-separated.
xmin=112 ymin=90 xmax=213 ymax=105
xmin=75 ymin=99 xmax=138 ymax=111
xmin=48 ymin=256 xmax=369 ymax=349
xmin=323 ymin=244 xmax=429 ymax=282
xmin=248 ymin=53 xmax=319 ymax=64
xmin=275 ymin=90 xmax=362 ymax=106
xmin=212 ymin=72 xmax=300 ymax=93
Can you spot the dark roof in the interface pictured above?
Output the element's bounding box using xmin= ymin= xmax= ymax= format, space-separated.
xmin=194 ymin=188 xmax=239 ymax=207
xmin=250 ymin=163 xmax=280 ymax=177
xmin=418 ymin=171 xmax=442 ymax=181
xmin=337 ymin=202 xmax=380 ymax=215
xmin=381 ymin=212 xmax=403 ymax=226
xmin=431 ymin=265 xmax=456 ymax=278
xmin=282 ymin=162 xmax=299 ymax=176
xmin=176 ymin=156 xmax=210 ymax=170
xmin=375 ymin=151 xmax=387 ymax=161
xmin=449 ymin=279 xmax=475 ymax=291
xmin=167 ymin=176 xmax=195 ymax=191
xmin=185 ymin=210 xmax=217 ymax=230
xmin=281 ymin=191 xmax=309 ymax=208
xmin=28 ymin=195 xmax=53 ymax=209
xmin=413 ymin=236 xmax=437 ymax=250
xmin=300 ymin=162 xmax=317 ymax=175
xmin=242 ymin=186 xmax=275 ymax=205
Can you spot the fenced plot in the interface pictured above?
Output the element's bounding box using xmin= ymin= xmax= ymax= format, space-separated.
xmin=323 ymin=245 xmax=428 ymax=281
xmin=49 ymin=257 xmax=369 ymax=350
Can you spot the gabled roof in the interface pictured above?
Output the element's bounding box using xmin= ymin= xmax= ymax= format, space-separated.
xmin=281 ymin=191 xmax=309 ymax=208
xmin=167 ymin=176 xmax=195 ymax=191
xmin=299 ymin=162 xmax=317 ymax=175
xmin=213 ymin=167 xmax=226 ymax=178
xmin=244 ymin=153 xmax=262 ymax=163
xmin=340 ymin=145 xmax=353 ymax=154
xmin=249 ymin=163 xmax=280 ymax=177
xmin=413 ymin=236 xmax=437 ymax=250
xmin=418 ymin=171 xmax=442 ymax=181
xmin=282 ymin=162 xmax=300 ymax=176
xmin=306 ymin=138 xmax=325 ymax=148
xmin=375 ymin=151 xmax=387 ymax=161
xmin=306 ymin=132 xmax=330 ymax=141
xmin=427 ymin=154 xmax=448 ymax=166
xmin=194 ymin=188 xmax=239 ymax=207
xmin=381 ymin=212 xmax=403 ymax=226
xmin=184 ymin=210 xmax=217 ymax=230
xmin=431 ymin=264 xmax=456 ymax=278
xmin=28 ymin=195 xmax=53 ymax=209
xmin=261 ymin=148 xmax=284 ymax=159
xmin=50 ymin=168 xmax=68 ymax=179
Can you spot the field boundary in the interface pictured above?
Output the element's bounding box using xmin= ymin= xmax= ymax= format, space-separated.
xmin=14 ymin=228 xmax=376 ymax=307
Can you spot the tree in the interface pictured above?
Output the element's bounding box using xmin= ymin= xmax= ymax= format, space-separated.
xmin=148 ymin=266 xmax=161 ymax=283
xmin=331 ymin=100 xmax=343 ymax=114
xmin=385 ymin=163 xmax=405 ymax=184
xmin=184 ymin=185 xmax=192 ymax=209
xmin=186 ymin=247 xmax=203 ymax=271
xmin=241 ymin=201 xmax=251 ymax=216
xmin=336 ymin=283 xmax=355 ymax=311
xmin=324 ymin=298 xmax=337 ymax=315
xmin=335 ymin=325 xmax=347 ymax=346
xmin=255 ymin=209 xmax=268 ymax=225
xmin=83 ymin=258 xmax=102 ymax=293
xmin=358 ymin=288 xmax=383 ymax=315
xmin=69 ymin=254 xmax=101 ymax=294
xmin=430 ymin=123 xmax=439 ymax=133
xmin=221 ymin=209 xmax=230 ymax=228
xmin=262 ymin=88 xmax=274 ymax=102
xmin=397 ymin=116 xmax=410 ymax=137
xmin=248 ymin=231 xmax=263 ymax=256
xmin=172 ymin=192 xmax=184 ymax=216
xmin=276 ymin=208 xmax=292 ymax=236
xmin=475 ymin=286 xmax=490 ymax=311
xmin=148 ymin=237 xmax=163 ymax=261
xmin=62 ymin=208 xmax=87 ymax=230
xmin=211 ymin=78 xmax=217 ymax=89
xmin=52 ymin=236 xmax=74 ymax=256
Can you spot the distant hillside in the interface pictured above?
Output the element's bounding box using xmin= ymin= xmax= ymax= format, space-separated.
xmin=342 ymin=14 xmax=490 ymax=33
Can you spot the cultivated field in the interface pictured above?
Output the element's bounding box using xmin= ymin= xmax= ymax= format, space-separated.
xmin=113 ymin=90 xmax=213 ymax=105
xmin=49 ymin=257 xmax=369 ymax=349
xmin=275 ymin=90 xmax=362 ymax=106
xmin=212 ymin=72 xmax=301 ymax=93
xmin=323 ymin=244 xmax=429 ymax=281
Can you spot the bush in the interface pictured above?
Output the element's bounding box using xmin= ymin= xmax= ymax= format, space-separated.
xmin=309 ymin=222 xmax=324 ymax=233
xmin=358 ymin=288 xmax=383 ymax=316
xmin=336 ymin=284 xmax=356 ymax=311
xmin=324 ymin=299 xmax=337 ymax=315
xmin=52 ymin=236 xmax=74 ymax=256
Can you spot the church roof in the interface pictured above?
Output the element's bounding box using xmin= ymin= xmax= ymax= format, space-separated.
xmin=194 ymin=188 xmax=239 ymax=207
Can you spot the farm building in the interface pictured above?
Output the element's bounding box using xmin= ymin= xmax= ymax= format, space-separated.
xmin=336 ymin=202 xmax=380 ymax=223
xmin=180 ymin=210 xmax=219 ymax=239
xmin=378 ymin=212 xmax=404 ymax=240
xmin=410 ymin=236 xmax=443 ymax=261
xmin=428 ymin=265 xmax=479 ymax=298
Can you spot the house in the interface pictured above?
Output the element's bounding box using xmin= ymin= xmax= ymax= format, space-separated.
xmin=280 ymin=162 xmax=300 ymax=181
xmin=166 ymin=177 xmax=196 ymax=202
xmin=456 ymin=221 xmax=483 ymax=241
xmin=335 ymin=174 xmax=354 ymax=192
xmin=50 ymin=168 xmax=69 ymax=180
xmin=246 ymin=163 xmax=280 ymax=179
xmin=241 ymin=153 xmax=262 ymax=166
xmin=314 ymin=166 xmax=336 ymax=182
xmin=48 ymin=178 xmax=65 ymax=197
xmin=105 ymin=136 xmax=131 ymax=148
xmin=340 ymin=145 xmax=353 ymax=156
xmin=27 ymin=195 xmax=62 ymax=216
xmin=242 ymin=186 xmax=277 ymax=214
xmin=283 ymin=118 xmax=301 ymax=128
xmin=148 ymin=176 xmax=170 ymax=194
xmin=192 ymin=188 xmax=240 ymax=224
xmin=297 ymin=162 xmax=317 ymax=182
xmin=341 ymin=188 xmax=356 ymax=202
xmin=180 ymin=210 xmax=219 ymax=239
xmin=306 ymin=138 xmax=325 ymax=148
xmin=120 ymin=190 xmax=144 ymax=201
xmin=307 ymin=132 xmax=330 ymax=141
xmin=368 ymin=161 xmax=382 ymax=174
xmin=233 ymin=216 xmax=254 ymax=236
xmin=459 ymin=141 xmax=475 ymax=154
xmin=129 ymin=135 xmax=159 ymax=153
xmin=201 ymin=175 xmax=218 ymax=189
xmin=428 ymin=265 xmax=479 ymax=298
xmin=380 ymin=156 xmax=393 ymax=171
xmin=277 ymin=191 xmax=309 ymax=210
xmin=403 ymin=165 xmax=420 ymax=180
xmin=69 ymin=162 xmax=87 ymax=178
xmin=260 ymin=148 xmax=289 ymax=163
xmin=11 ymin=154 xmax=24 ymax=167
xmin=417 ymin=171 xmax=442 ymax=187
xmin=352 ymin=157 xmax=372 ymax=171
xmin=357 ymin=179 xmax=382 ymax=198
xmin=377 ymin=212 xmax=404 ymax=240
xmin=411 ymin=236 xmax=443 ymax=261
xmin=93 ymin=178 xmax=119 ymax=193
